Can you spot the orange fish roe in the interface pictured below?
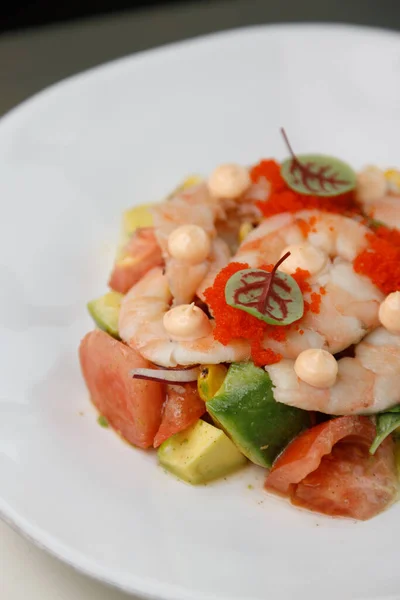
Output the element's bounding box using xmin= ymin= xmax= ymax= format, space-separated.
xmin=292 ymin=268 xmax=312 ymax=295
xmin=309 ymin=292 xmax=322 ymax=314
xmin=249 ymin=159 xmax=362 ymax=218
xmin=297 ymin=218 xmax=312 ymax=237
xmin=374 ymin=224 xmax=400 ymax=249
xmin=204 ymin=263 xmax=320 ymax=366
xmin=204 ymin=262 xmax=283 ymax=366
xmin=250 ymin=159 xmax=286 ymax=192
xmin=354 ymin=231 xmax=400 ymax=295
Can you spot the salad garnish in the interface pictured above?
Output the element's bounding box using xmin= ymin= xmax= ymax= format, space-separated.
xmin=131 ymin=366 xmax=200 ymax=383
xmin=224 ymin=252 xmax=304 ymax=325
xmin=370 ymin=406 xmax=400 ymax=454
xmin=280 ymin=128 xmax=356 ymax=197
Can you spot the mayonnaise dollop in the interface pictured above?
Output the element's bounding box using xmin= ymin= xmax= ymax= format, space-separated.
xmin=294 ymin=349 xmax=338 ymax=388
xmin=356 ymin=166 xmax=387 ymax=204
xmin=163 ymin=303 xmax=212 ymax=340
xmin=208 ymin=164 xmax=251 ymax=199
xmin=279 ymin=243 xmax=327 ymax=276
xmin=379 ymin=291 xmax=400 ymax=334
xmin=167 ymin=224 xmax=211 ymax=264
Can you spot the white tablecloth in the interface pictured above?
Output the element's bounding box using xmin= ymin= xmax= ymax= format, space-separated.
xmin=0 ymin=520 xmax=137 ymax=599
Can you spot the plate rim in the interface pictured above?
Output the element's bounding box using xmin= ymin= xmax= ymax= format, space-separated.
xmin=1 ymin=22 xmax=400 ymax=600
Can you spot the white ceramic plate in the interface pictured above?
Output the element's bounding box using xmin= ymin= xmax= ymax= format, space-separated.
xmin=1 ymin=23 xmax=400 ymax=600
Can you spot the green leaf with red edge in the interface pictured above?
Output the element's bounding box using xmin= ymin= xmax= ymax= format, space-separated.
xmin=281 ymin=154 xmax=356 ymax=197
xmin=224 ymin=268 xmax=304 ymax=326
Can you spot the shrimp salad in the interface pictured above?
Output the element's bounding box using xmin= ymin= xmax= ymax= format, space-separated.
xmin=80 ymin=135 xmax=400 ymax=521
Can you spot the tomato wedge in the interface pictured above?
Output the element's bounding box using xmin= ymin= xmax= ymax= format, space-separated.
xmin=265 ymin=416 xmax=398 ymax=520
xmin=109 ymin=228 xmax=163 ymax=294
xmin=80 ymin=330 xmax=165 ymax=448
xmin=153 ymin=383 xmax=206 ymax=448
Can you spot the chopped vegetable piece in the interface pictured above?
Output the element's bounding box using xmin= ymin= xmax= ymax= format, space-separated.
xmin=153 ymin=383 xmax=206 ymax=448
xmin=131 ymin=367 xmax=200 ymax=384
xmin=370 ymin=413 xmax=400 ymax=454
xmin=197 ymin=364 xmax=228 ymax=402
xmin=158 ymin=420 xmax=247 ymax=484
xmin=109 ymin=227 xmax=163 ymax=294
xmin=97 ymin=415 xmax=109 ymax=428
xmin=87 ymin=291 xmax=123 ymax=339
xmin=79 ymin=330 xmax=164 ymax=448
xmin=207 ymin=362 xmax=310 ymax=467
xmin=265 ymin=416 xmax=398 ymax=520
xmin=116 ymin=203 xmax=154 ymax=260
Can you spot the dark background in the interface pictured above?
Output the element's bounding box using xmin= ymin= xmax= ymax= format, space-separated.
xmin=3 ymin=0 xmax=187 ymax=32
xmin=1 ymin=0 xmax=400 ymax=117
xmin=2 ymin=0 xmax=400 ymax=34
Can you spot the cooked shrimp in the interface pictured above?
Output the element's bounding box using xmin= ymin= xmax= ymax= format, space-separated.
xmin=356 ymin=166 xmax=400 ymax=230
xmin=152 ymin=177 xmax=260 ymax=304
xmin=233 ymin=210 xmax=384 ymax=356
xmin=266 ymin=327 xmax=400 ymax=415
xmin=196 ymin=238 xmax=231 ymax=302
xmin=361 ymin=194 xmax=400 ymax=230
xmin=164 ymin=237 xmax=231 ymax=306
xmin=119 ymin=266 xmax=250 ymax=367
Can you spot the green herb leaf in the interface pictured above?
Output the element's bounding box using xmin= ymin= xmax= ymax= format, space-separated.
xmin=225 ymin=267 xmax=304 ymax=326
xmin=281 ymin=154 xmax=356 ymax=197
xmin=370 ymin=413 xmax=400 ymax=454
xmin=97 ymin=415 xmax=109 ymax=428
xmin=387 ymin=405 xmax=400 ymax=413
xmin=280 ymin=128 xmax=356 ymax=197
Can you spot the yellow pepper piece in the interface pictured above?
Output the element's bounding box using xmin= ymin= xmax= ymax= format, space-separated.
xmin=117 ymin=176 xmax=202 ymax=259
xmin=167 ymin=175 xmax=203 ymax=199
xmin=197 ymin=364 xmax=228 ymax=402
xmin=123 ymin=204 xmax=154 ymax=236
xmin=238 ymin=222 xmax=254 ymax=244
xmin=385 ymin=169 xmax=400 ymax=191
xmin=116 ymin=204 xmax=154 ymax=260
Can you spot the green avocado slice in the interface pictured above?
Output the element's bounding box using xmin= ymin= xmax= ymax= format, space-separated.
xmin=87 ymin=291 xmax=124 ymax=339
xmin=206 ymin=362 xmax=311 ymax=468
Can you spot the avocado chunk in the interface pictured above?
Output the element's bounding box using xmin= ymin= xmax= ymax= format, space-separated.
xmin=158 ymin=420 xmax=247 ymax=484
xmin=87 ymin=291 xmax=124 ymax=339
xmin=206 ymin=362 xmax=311 ymax=468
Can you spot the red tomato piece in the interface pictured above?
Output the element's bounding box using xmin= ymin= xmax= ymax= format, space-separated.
xmin=109 ymin=228 xmax=163 ymax=294
xmin=80 ymin=330 xmax=165 ymax=448
xmin=265 ymin=416 xmax=398 ymax=520
xmin=153 ymin=383 xmax=206 ymax=448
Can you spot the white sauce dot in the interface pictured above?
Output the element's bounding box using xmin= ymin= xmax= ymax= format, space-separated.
xmin=208 ymin=164 xmax=251 ymax=199
xmin=294 ymin=349 xmax=338 ymax=388
xmin=379 ymin=292 xmax=400 ymax=334
xmin=163 ymin=303 xmax=212 ymax=340
xmin=167 ymin=225 xmax=211 ymax=264
xmin=279 ymin=243 xmax=328 ymax=276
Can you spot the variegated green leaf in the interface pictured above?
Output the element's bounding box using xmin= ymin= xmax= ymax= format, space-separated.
xmin=224 ymin=268 xmax=304 ymax=326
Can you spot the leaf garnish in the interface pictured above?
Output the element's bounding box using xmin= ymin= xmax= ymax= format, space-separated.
xmin=280 ymin=128 xmax=356 ymax=197
xmin=224 ymin=253 xmax=304 ymax=326
xmin=370 ymin=412 xmax=400 ymax=455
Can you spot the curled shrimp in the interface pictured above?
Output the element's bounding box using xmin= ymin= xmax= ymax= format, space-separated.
xmin=119 ymin=266 xmax=250 ymax=367
xmin=232 ymin=210 xmax=384 ymax=357
xmin=265 ymin=328 xmax=400 ymax=415
xmin=151 ymin=178 xmax=261 ymax=304
xmin=356 ymin=166 xmax=400 ymax=230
